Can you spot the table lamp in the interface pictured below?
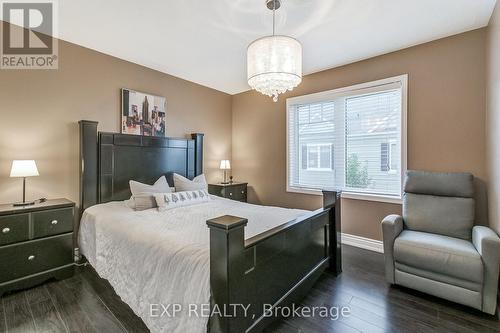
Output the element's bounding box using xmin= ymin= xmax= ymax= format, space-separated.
xmin=219 ymin=160 xmax=231 ymax=184
xmin=10 ymin=160 xmax=39 ymax=207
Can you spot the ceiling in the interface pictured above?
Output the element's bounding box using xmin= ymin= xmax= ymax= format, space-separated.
xmin=51 ymin=1 xmax=498 ymax=93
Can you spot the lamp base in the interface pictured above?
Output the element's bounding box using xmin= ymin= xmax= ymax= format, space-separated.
xmin=13 ymin=201 xmax=36 ymax=207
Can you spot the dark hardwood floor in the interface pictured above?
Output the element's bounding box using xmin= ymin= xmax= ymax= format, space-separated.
xmin=1 ymin=245 xmax=499 ymax=333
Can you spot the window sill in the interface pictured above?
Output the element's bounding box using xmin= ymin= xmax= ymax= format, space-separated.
xmin=341 ymin=192 xmax=402 ymax=204
xmin=286 ymin=186 xmax=402 ymax=204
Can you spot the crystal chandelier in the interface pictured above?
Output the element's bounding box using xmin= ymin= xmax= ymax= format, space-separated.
xmin=247 ymin=0 xmax=302 ymax=102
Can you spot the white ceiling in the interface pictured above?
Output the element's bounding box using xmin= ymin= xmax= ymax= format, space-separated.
xmin=52 ymin=0 xmax=497 ymax=94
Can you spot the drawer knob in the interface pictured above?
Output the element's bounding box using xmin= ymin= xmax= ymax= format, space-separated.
xmin=229 ymin=192 xmax=233 ymax=196
xmin=2 ymin=227 xmax=10 ymax=234
xmin=241 ymin=191 xmax=245 ymax=194
xmin=51 ymin=220 xmax=58 ymax=225
xmin=28 ymin=255 xmax=35 ymax=261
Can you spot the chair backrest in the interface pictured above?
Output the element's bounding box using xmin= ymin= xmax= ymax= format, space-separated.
xmin=403 ymin=170 xmax=475 ymax=240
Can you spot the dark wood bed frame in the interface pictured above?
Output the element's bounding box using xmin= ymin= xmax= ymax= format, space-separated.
xmin=79 ymin=120 xmax=341 ymax=333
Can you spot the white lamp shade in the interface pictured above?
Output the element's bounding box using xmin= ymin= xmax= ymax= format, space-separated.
xmin=219 ymin=160 xmax=231 ymax=170
xmin=10 ymin=160 xmax=39 ymax=178
xmin=247 ymin=35 xmax=302 ymax=101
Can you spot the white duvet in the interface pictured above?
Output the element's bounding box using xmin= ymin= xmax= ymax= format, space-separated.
xmin=78 ymin=196 xmax=308 ymax=333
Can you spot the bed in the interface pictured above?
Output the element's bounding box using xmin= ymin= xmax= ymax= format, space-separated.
xmin=78 ymin=120 xmax=341 ymax=333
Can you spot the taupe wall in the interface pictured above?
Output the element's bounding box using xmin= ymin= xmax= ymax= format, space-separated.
xmin=0 ymin=27 xmax=232 ymax=206
xmin=487 ymin=3 xmax=500 ymax=235
xmin=0 ymin=23 xmax=490 ymax=242
xmin=232 ymin=29 xmax=487 ymax=241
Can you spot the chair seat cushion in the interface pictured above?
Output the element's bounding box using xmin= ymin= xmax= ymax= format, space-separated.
xmin=394 ymin=230 xmax=483 ymax=284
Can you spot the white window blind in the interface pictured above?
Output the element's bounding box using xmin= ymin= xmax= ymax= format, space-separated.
xmin=288 ymin=102 xmax=336 ymax=190
xmin=287 ymin=75 xmax=406 ymax=199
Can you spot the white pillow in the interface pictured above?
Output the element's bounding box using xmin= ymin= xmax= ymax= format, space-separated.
xmin=128 ymin=176 xmax=171 ymax=210
xmin=173 ymin=173 xmax=208 ymax=191
xmin=154 ymin=190 xmax=211 ymax=211
xmin=129 ymin=176 xmax=171 ymax=196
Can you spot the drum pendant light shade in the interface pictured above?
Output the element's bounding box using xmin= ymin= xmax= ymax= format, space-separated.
xmin=247 ymin=36 xmax=302 ymax=102
xmin=247 ymin=0 xmax=303 ymax=102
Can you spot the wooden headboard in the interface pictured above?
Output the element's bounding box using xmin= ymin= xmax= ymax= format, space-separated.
xmin=79 ymin=120 xmax=204 ymax=215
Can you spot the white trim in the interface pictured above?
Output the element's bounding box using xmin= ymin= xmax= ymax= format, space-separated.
xmin=285 ymin=187 xmax=403 ymax=204
xmin=400 ymin=75 xmax=408 ymax=197
xmin=287 ymin=77 xmax=404 ymax=105
xmin=286 ymin=74 xmax=408 ymax=202
xmin=286 ymin=186 xmax=324 ymax=196
xmin=341 ymin=233 xmax=384 ymax=253
xmin=341 ymin=192 xmax=402 ymax=204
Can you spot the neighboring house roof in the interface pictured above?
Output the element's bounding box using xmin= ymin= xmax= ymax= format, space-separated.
xmin=299 ymin=121 xmax=334 ymax=136
xmin=365 ymin=113 xmax=399 ymax=134
xmin=299 ymin=114 xmax=398 ymax=139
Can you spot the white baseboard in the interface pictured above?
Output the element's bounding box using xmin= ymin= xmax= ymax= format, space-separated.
xmin=341 ymin=233 xmax=384 ymax=253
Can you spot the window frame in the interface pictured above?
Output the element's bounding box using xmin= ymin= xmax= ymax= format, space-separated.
xmin=286 ymin=74 xmax=408 ymax=204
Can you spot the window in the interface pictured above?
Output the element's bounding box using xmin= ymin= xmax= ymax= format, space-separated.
xmin=287 ymin=75 xmax=407 ymax=200
xmin=390 ymin=142 xmax=398 ymax=172
xmin=381 ymin=142 xmax=398 ymax=173
xmin=381 ymin=143 xmax=390 ymax=172
xmin=305 ymin=144 xmax=333 ymax=171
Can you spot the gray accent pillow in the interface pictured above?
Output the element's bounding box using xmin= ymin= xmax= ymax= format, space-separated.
xmin=403 ymin=193 xmax=475 ymax=240
xmin=132 ymin=194 xmax=158 ymax=211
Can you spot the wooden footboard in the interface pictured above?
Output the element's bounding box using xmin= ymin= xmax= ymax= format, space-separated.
xmin=206 ymin=191 xmax=341 ymax=333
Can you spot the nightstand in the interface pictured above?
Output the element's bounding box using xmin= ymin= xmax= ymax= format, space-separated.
xmin=208 ymin=182 xmax=248 ymax=202
xmin=0 ymin=198 xmax=75 ymax=296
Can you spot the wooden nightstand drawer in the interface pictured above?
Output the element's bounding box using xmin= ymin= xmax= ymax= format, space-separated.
xmin=209 ymin=186 xmax=224 ymax=197
xmin=0 ymin=233 xmax=73 ymax=283
xmin=209 ymin=183 xmax=248 ymax=202
xmin=223 ymin=185 xmax=247 ymax=202
xmin=0 ymin=214 xmax=29 ymax=246
xmin=33 ymin=207 xmax=74 ymax=238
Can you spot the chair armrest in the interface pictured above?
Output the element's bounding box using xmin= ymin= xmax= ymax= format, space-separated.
xmin=472 ymin=226 xmax=500 ymax=255
xmin=382 ymin=215 xmax=404 ymax=241
xmin=472 ymin=226 xmax=500 ymax=315
xmin=381 ymin=215 xmax=404 ymax=284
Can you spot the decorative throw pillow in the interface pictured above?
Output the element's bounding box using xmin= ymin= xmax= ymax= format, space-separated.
xmin=129 ymin=176 xmax=171 ymax=196
xmin=154 ymin=189 xmax=211 ymax=211
xmin=173 ymin=173 xmax=208 ymax=191
xmin=128 ymin=176 xmax=171 ymax=210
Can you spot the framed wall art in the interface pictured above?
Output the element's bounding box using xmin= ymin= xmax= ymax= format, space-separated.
xmin=121 ymin=88 xmax=166 ymax=137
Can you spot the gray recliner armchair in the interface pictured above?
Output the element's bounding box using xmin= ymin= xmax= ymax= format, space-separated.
xmin=382 ymin=170 xmax=500 ymax=315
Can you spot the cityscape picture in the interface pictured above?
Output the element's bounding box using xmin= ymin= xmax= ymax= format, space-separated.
xmin=121 ymin=88 xmax=166 ymax=137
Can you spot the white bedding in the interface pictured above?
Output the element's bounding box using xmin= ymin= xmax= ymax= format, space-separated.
xmin=78 ymin=196 xmax=308 ymax=333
